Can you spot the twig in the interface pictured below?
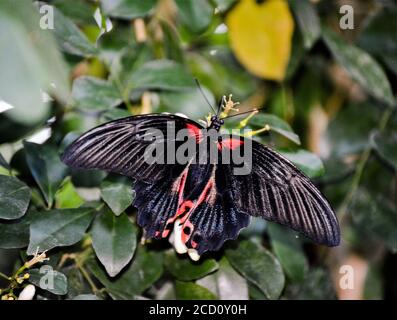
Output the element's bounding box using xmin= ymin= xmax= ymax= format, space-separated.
xmin=338 ymin=107 xmax=394 ymax=224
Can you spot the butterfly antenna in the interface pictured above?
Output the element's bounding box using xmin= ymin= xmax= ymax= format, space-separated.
xmin=220 ymin=107 xmax=266 ymax=120
xmin=194 ymin=78 xmax=217 ymax=115
xmin=216 ymin=95 xmax=226 ymax=117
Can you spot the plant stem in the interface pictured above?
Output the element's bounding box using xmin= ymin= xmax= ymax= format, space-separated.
xmin=0 ymin=272 xmax=11 ymax=281
xmin=77 ymin=263 xmax=99 ymax=295
xmin=338 ymin=107 xmax=394 ymax=223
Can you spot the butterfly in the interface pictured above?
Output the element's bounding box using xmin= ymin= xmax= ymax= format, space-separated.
xmin=61 ymin=94 xmax=340 ymax=261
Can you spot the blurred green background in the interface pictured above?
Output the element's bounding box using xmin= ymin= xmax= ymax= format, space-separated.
xmin=0 ymin=0 xmax=396 ymax=300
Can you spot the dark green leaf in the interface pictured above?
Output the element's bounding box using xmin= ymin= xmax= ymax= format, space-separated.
xmin=283 ymin=267 xmax=336 ymax=299
xmin=100 ymin=0 xmax=157 ymax=19
xmin=267 ymin=223 xmax=308 ymax=282
xmin=326 ymin=102 xmax=380 ymax=157
xmin=27 ymin=208 xmax=95 ymax=255
xmin=0 ymin=0 xmax=69 ymax=125
xmin=24 ymin=142 xmax=69 ymax=207
xmin=164 ymin=250 xmax=218 ymax=281
xmin=91 ymin=209 xmax=138 ymax=277
xmin=250 ymin=113 xmax=300 ymax=145
xmin=225 ymin=240 xmax=285 ymax=299
xmin=0 ymin=153 xmax=11 ymax=171
xmin=29 ymin=267 xmax=68 ymax=295
xmin=371 ymin=130 xmax=397 ymax=170
xmin=158 ymin=86 xmax=215 ymax=119
xmin=0 ymin=210 xmax=34 ymax=249
xmin=37 ymin=3 xmax=98 ymax=57
xmin=128 ymin=60 xmax=195 ymax=91
xmin=175 ymin=281 xmax=218 ymax=300
xmin=72 ymin=294 xmax=102 ymax=300
xmin=323 ymin=27 xmax=394 ymax=106
xmin=350 ymin=189 xmax=397 ymax=251
xmin=87 ymin=246 xmax=163 ymax=300
xmin=290 ymin=0 xmax=320 ymax=49
xmin=72 ymin=76 xmax=122 ymax=111
xmin=51 ymin=0 xmax=96 ymax=25
xmin=279 ymin=149 xmax=324 ymax=178
xmin=358 ymin=8 xmax=397 ymax=76
xmin=175 ymin=0 xmax=213 ymax=34
xmin=160 ymin=21 xmax=184 ymax=63
xmin=0 ymin=175 xmax=31 ymax=220
xmin=100 ymin=175 xmax=135 ymax=216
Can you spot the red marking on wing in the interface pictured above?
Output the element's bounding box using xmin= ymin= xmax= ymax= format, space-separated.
xmin=162 ymin=200 xmax=194 ymax=238
xmin=177 ymin=169 xmax=188 ymax=205
xmin=186 ymin=123 xmax=202 ymax=143
xmin=197 ymin=179 xmax=214 ymax=205
xmin=217 ymin=138 xmax=244 ymax=150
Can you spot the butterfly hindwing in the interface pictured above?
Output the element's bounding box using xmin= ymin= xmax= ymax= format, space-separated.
xmin=218 ymin=135 xmax=340 ymax=246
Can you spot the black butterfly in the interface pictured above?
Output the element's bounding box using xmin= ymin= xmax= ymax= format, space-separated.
xmin=61 ymin=99 xmax=340 ymax=260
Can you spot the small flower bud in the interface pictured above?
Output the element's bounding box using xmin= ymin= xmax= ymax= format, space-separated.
xmin=18 ymin=284 xmax=36 ymax=300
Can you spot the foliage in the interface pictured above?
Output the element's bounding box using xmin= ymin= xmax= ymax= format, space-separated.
xmin=0 ymin=0 xmax=396 ymax=300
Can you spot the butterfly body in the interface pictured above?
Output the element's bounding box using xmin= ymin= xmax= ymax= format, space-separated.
xmin=61 ymin=112 xmax=340 ymax=259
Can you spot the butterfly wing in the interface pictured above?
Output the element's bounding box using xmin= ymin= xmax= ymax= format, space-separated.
xmin=61 ymin=114 xmax=204 ymax=182
xmin=218 ymin=135 xmax=340 ymax=246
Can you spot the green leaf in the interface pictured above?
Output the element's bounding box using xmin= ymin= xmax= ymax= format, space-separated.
xmin=0 ymin=153 xmax=11 ymax=171
xmin=100 ymin=0 xmax=157 ymax=19
xmin=28 ymin=267 xmax=68 ymax=295
xmin=37 ymin=3 xmax=98 ymax=57
xmin=196 ymin=257 xmax=249 ymax=300
xmin=250 ymin=113 xmax=300 ymax=145
xmin=72 ymin=76 xmax=122 ymax=111
xmin=290 ymin=0 xmax=320 ymax=49
xmin=0 ymin=175 xmax=31 ymax=220
xmin=175 ymin=281 xmax=218 ymax=300
xmin=100 ymin=175 xmax=135 ymax=216
xmin=350 ymin=189 xmax=397 ymax=251
xmin=283 ymin=267 xmax=336 ymax=299
xmin=225 ymin=240 xmax=285 ymax=299
xmin=0 ymin=0 xmax=69 ymax=125
xmin=158 ymin=86 xmax=215 ymax=119
xmin=160 ymin=21 xmax=184 ymax=63
xmin=51 ymin=0 xmax=97 ymax=25
xmin=91 ymin=209 xmax=138 ymax=277
xmin=128 ymin=59 xmax=195 ymax=92
xmin=87 ymin=246 xmax=163 ymax=299
xmin=27 ymin=208 xmax=95 ymax=255
xmin=0 ymin=210 xmax=34 ymax=249
xmin=279 ymin=149 xmax=324 ymax=178
xmin=55 ymin=178 xmax=84 ymax=209
xmin=164 ymin=250 xmax=218 ymax=281
xmin=323 ymin=27 xmax=394 ymax=106
xmin=175 ymin=0 xmax=213 ymax=34
xmin=267 ymin=223 xmax=308 ymax=282
xmin=358 ymin=8 xmax=397 ymax=77
xmin=24 ymin=142 xmax=69 ymax=207
xmin=371 ymin=130 xmax=397 ymax=171
xmin=326 ymin=102 xmax=380 ymax=157
xmin=72 ymin=294 xmax=102 ymax=300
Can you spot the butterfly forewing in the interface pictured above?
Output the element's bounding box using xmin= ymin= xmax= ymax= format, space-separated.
xmin=61 ymin=114 xmax=204 ymax=183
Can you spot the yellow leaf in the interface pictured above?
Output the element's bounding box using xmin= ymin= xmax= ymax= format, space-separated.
xmin=226 ymin=0 xmax=294 ymax=81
